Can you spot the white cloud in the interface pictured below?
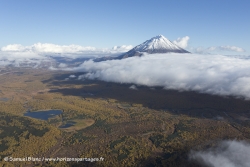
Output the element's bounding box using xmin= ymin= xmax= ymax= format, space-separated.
xmin=173 ymin=36 xmax=190 ymax=48
xmin=69 ymin=74 xmax=76 ymax=78
xmin=58 ymin=63 xmax=68 ymax=68
xmin=0 ymin=43 xmax=133 ymax=67
xmin=208 ymin=46 xmax=245 ymax=52
xmin=112 ymin=45 xmax=133 ymax=52
xmin=129 ymin=85 xmax=138 ymax=90
xmin=0 ymin=43 xmax=105 ymax=58
xmin=1 ymin=43 xmax=133 ymax=55
xmin=0 ymin=48 xmax=51 ymax=68
xmin=194 ymin=46 xmax=245 ymax=54
xmin=219 ymin=46 xmax=245 ymax=52
xmin=31 ymin=43 xmax=97 ymax=54
xmin=1 ymin=44 xmax=26 ymax=52
xmin=69 ymin=53 xmax=250 ymax=99
xmin=191 ymin=47 xmax=208 ymax=54
xmin=0 ymin=60 xmax=11 ymax=66
xmin=207 ymin=46 xmax=217 ymax=51
xmin=189 ymin=140 xmax=250 ymax=167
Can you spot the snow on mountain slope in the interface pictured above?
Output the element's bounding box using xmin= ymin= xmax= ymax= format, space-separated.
xmin=134 ymin=35 xmax=188 ymax=52
xmin=115 ymin=35 xmax=190 ymax=59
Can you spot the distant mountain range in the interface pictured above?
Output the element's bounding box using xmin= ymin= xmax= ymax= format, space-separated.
xmin=95 ymin=35 xmax=190 ymax=61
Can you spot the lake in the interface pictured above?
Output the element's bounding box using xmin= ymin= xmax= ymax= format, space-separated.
xmin=24 ymin=109 xmax=63 ymax=121
xmin=59 ymin=121 xmax=76 ymax=128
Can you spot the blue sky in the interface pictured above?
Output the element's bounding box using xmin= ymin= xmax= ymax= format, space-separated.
xmin=0 ymin=0 xmax=249 ymax=54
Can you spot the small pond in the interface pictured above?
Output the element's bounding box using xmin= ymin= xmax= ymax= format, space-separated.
xmin=24 ymin=109 xmax=63 ymax=121
xmin=0 ymin=98 xmax=10 ymax=102
xmin=59 ymin=121 xmax=76 ymax=128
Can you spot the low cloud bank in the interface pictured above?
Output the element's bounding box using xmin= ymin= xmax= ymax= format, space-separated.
xmin=1 ymin=43 xmax=133 ymax=56
xmin=193 ymin=45 xmax=245 ymax=54
xmin=69 ymin=53 xmax=250 ymax=99
xmin=0 ymin=43 xmax=133 ymax=67
xmin=189 ymin=140 xmax=250 ymax=167
xmin=209 ymin=46 xmax=245 ymax=52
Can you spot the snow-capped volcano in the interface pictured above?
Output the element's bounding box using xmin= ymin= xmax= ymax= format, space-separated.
xmin=135 ymin=35 xmax=189 ymax=53
xmin=116 ymin=35 xmax=190 ymax=59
